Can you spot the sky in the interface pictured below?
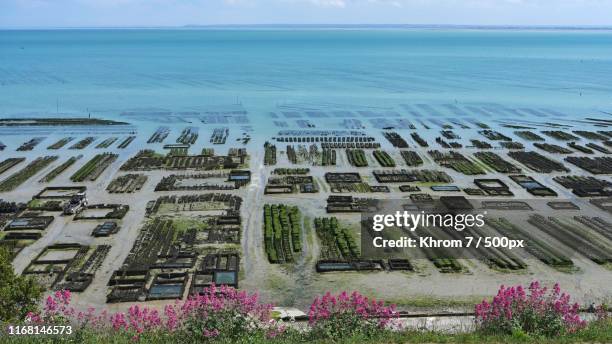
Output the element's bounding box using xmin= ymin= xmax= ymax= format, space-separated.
xmin=0 ymin=0 xmax=610 ymax=28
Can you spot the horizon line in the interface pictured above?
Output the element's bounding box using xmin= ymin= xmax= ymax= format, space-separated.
xmin=2 ymin=23 xmax=612 ymax=30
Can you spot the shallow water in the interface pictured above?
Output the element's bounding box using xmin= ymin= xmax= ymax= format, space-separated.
xmin=1 ymin=28 xmax=611 ymax=127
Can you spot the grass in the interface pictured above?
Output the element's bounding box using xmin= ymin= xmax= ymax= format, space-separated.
xmin=156 ymin=201 xmax=227 ymax=214
xmin=325 ymin=322 xmax=612 ymax=343
xmin=26 ymin=198 xmax=44 ymax=209
xmin=171 ymin=217 xmax=209 ymax=232
xmin=303 ymin=216 xmax=314 ymax=248
xmin=2 ymin=319 xmax=610 ymax=343
xmin=383 ymin=295 xmax=487 ymax=310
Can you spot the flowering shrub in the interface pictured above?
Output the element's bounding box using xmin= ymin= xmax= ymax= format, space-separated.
xmin=176 ymin=284 xmax=279 ymax=341
xmin=27 ymin=289 xmax=401 ymax=342
xmin=25 ymin=290 xmax=74 ymax=324
xmin=308 ymin=291 xmax=400 ymax=340
xmin=475 ymin=281 xmax=586 ymax=336
xmin=26 ymin=284 xmax=281 ymax=341
xmin=20 ymin=283 xmax=605 ymax=342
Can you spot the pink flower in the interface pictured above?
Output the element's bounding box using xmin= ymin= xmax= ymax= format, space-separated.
xmin=475 ymin=281 xmax=586 ymax=336
xmin=45 ymin=296 xmax=57 ymax=313
xmin=307 ymin=290 xmax=399 ymax=329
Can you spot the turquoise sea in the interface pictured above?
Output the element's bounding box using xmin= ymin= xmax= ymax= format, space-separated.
xmin=1 ymin=28 xmax=612 ymax=130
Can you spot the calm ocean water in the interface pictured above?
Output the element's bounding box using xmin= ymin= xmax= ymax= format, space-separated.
xmin=1 ymin=28 xmax=611 ymax=122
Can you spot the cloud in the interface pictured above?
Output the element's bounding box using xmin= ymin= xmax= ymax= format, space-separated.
xmin=309 ymin=0 xmax=347 ymax=7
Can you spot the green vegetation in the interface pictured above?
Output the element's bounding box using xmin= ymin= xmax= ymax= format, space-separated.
xmin=1 ymin=321 xmax=611 ymax=343
xmin=0 ymin=158 xmax=25 ymax=176
xmin=120 ymin=149 xmax=248 ymax=171
xmin=176 ymin=127 xmax=198 ymax=144
xmin=273 ymin=168 xmax=309 ymax=175
xmin=117 ymin=136 xmax=136 ymax=149
xmin=201 ymin=147 xmax=214 ymax=156
xmin=314 ymin=217 xmax=359 ymax=260
xmin=346 ymin=149 xmax=368 ymax=167
xmin=287 ymin=145 xmax=298 ymax=164
xmin=321 ymin=148 xmax=336 ymax=166
xmin=69 ymin=137 xmax=96 ymax=150
xmin=373 ymin=150 xmax=396 ymax=167
xmin=328 ymin=182 xmax=372 ymax=193
xmin=264 ymin=204 xmax=302 ymax=264
xmin=39 ymin=156 xmax=81 ymax=183
xmin=95 ymin=137 xmax=118 ymax=149
xmin=474 ymin=152 xmax=521 ymax=174
xmin=429 ymin=150 xmax=486 ymax=175
xmin=0 ymin=246 xmax=43 ymax=322
xmin=411 ymin=132 xmax=429 ymax=147
xmin=168 ymin=147 xmax=188 ymax=156
xmin=16 ymin=137 xmax=45 ymax=151
xmin=47 ymin=137 xmax=74 ymax=149
xmin=264 ymin=142 xmax=277 ymax=165
xmin=171 ymin=217 xmax=209 ymax=232
xmin=487 ymin=218 xmax=574 ymax=270
xmin=106 ymin=173 xmax=148 ymax=193
xmin=400 ymin=150 xmax=423 ymax=166
xmin=383 ymin=295 xmax=487 ymax=309
xmin=71 ymin=153 xmax=118 ymax=182
xmin=1 ymin=268 xmax=611 ymax=344
xmin=0 ymin=156 xmax=58 ymax=191
xmin=431 ymin=257 xmax=464 ymax=273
